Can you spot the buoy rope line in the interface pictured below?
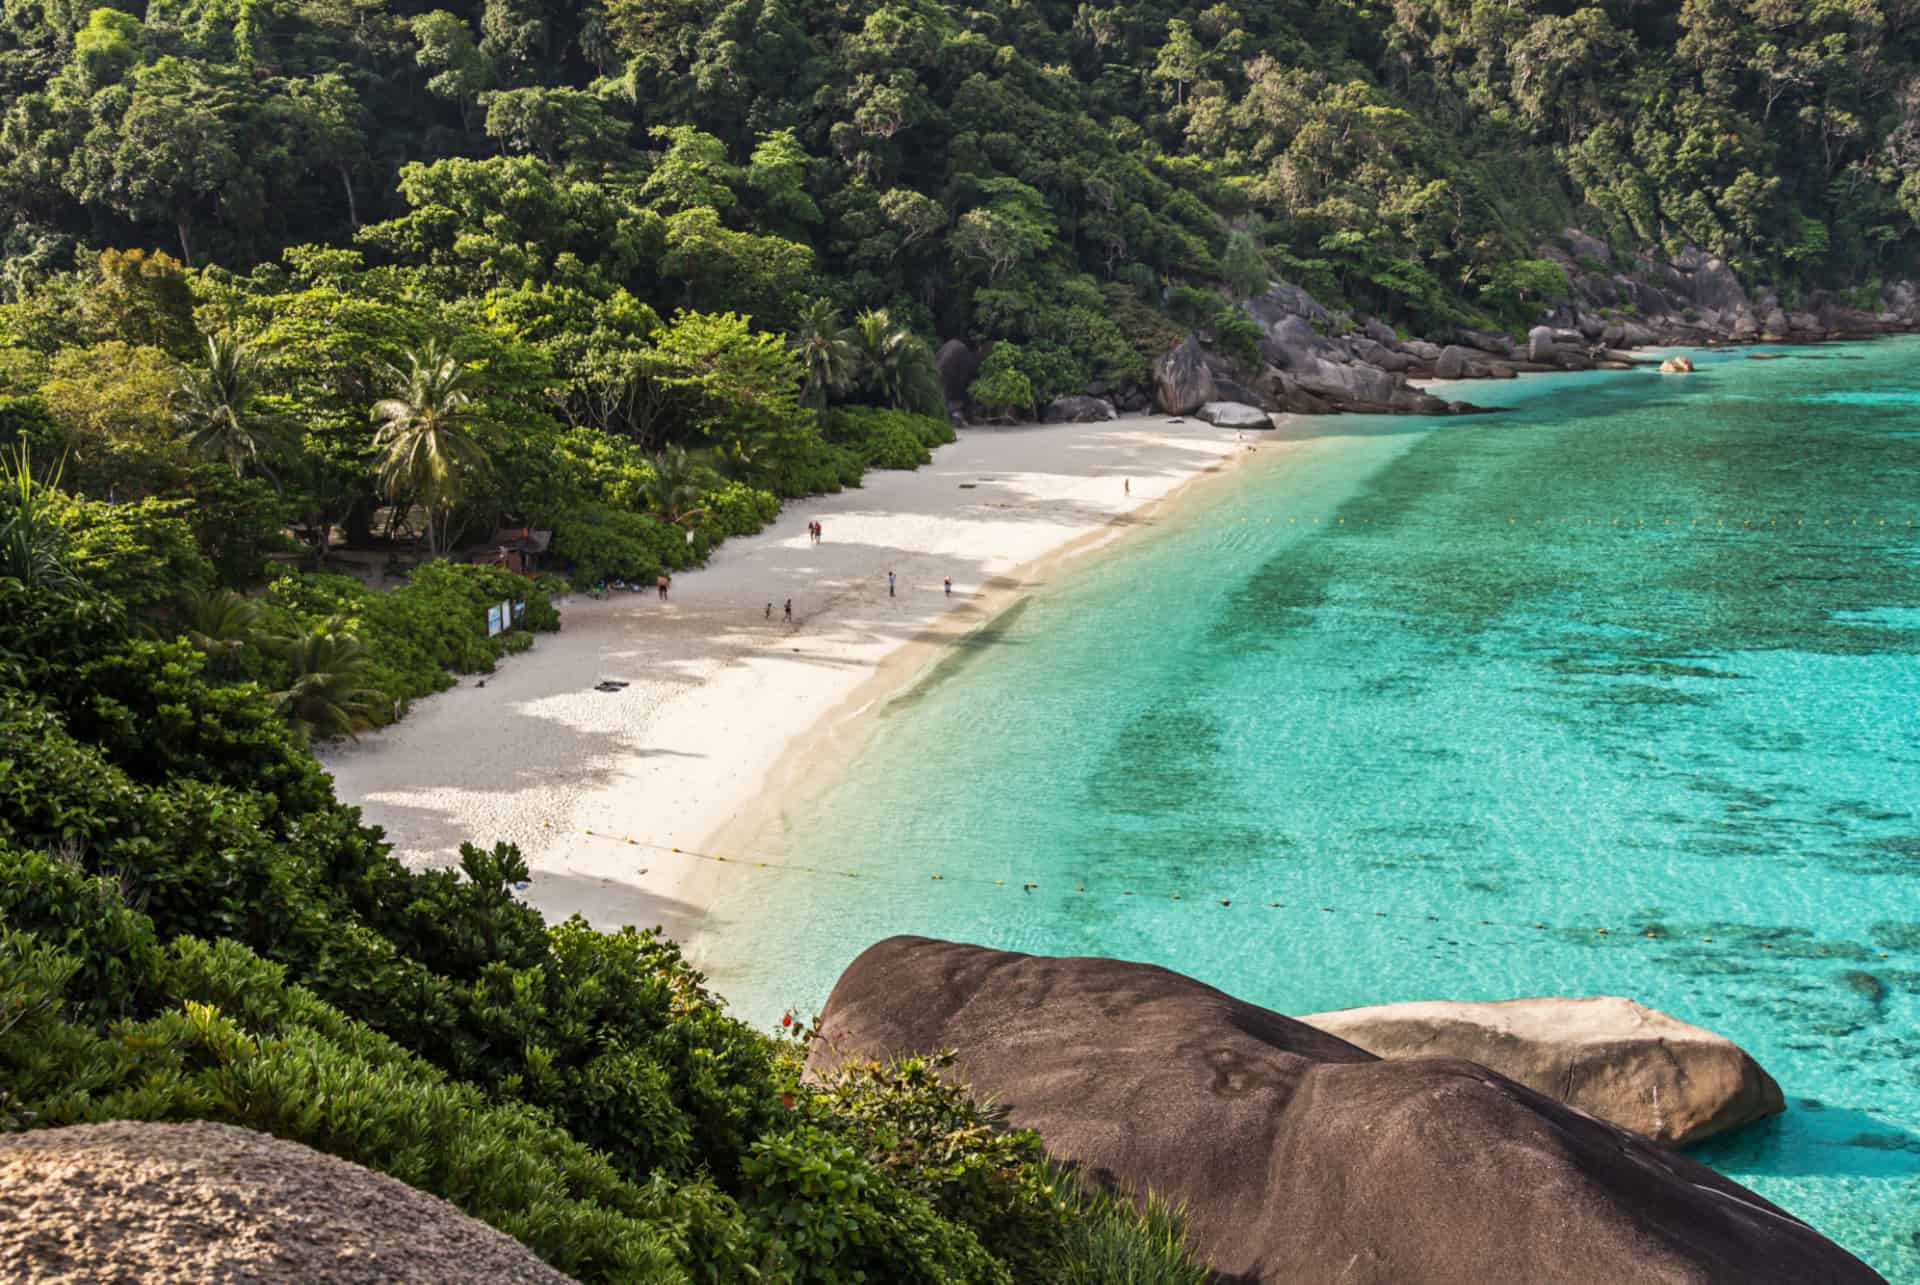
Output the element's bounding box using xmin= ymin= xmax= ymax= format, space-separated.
xmin=553 ymin=825 xmax=1897 ymax=959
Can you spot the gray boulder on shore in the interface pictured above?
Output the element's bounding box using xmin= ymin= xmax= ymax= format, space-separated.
xmin=1196 ymin=401 xmax=1270 ymax=428
xmin=1301 ymin=995 xmax=1784 ymax=1148
xmin=806 ymin=937 xmax=1885 ymax=1285
xmin=1041 ymin=394 xmax=1117 ymax=424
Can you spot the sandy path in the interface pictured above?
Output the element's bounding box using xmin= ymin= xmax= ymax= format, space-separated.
xmin=323 ymin=415 xmax=1264 ymax=944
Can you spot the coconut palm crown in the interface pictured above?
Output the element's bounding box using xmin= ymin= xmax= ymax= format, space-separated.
xmin=174 ymin=334 xmax=290 ymax=476
xmin=370 ymin=340 xmax=492 ymax=555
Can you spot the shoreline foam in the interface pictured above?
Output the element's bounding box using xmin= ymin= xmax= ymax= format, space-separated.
xmin=322 ymin=413 xmax=1277 ymax=948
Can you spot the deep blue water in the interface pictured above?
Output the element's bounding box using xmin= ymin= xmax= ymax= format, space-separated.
xmin=698 ymin=340 xmax=1920 ymax=1277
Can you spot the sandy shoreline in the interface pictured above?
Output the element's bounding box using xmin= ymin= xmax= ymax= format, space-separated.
xmin=323 ymin=414 xmax=1275 ymax=947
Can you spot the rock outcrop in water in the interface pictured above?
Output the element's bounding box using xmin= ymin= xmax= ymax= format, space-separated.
xmin=806 ymin=936 xmax=1886 ymax=1285
xmin=0 ymin=1121 xmax=570 ymax=1284
xmin=1300 ymin=995 xmax=1784 ymax=1147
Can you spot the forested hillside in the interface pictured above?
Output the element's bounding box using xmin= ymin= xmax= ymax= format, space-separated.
xmin=4 ymin=0 xmax=1918 ymax=329
xmin=4 ymin=0 xmax=1918 ymax=556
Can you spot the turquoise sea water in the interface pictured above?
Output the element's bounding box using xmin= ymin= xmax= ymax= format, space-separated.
xmin=699 ymin=339 xmax=1920 ymax=1277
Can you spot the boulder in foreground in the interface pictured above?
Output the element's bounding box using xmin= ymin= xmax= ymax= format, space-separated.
xmin=1301 ymin=995 xmax=1784 ymax=1147
xmin=0 ymin=1121 xmax=570 ymax=1285
xmin=806 ymin=936 xmax=1884 ymax=1285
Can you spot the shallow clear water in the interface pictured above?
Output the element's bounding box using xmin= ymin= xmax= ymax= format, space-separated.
xmin=700 ymin=339 xmax=1920 ymax=1277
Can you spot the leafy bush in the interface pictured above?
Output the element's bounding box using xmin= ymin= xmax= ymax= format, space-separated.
xmin=825 ymin=407 xmax=955 ymax=470
xmin=255 ymin=561 xmax=558 ymax=720
xmin=550 ymin=502 xmax=682 ymax=586
xmin=1211 ymin=306 xmax=1264 ymax=370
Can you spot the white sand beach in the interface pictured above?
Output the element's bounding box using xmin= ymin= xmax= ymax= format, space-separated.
xmin=323 ymin=414 xmax=1272 ymax=947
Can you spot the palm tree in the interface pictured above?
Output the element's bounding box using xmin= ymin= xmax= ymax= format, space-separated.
xmin=0 ymin=436 xmax=77 ymax=591
xmin=179 ymin=586 xmax=260 ymax=673
xmin=791 ymin=299 xmax=856 ymax=411
xmin=645 ymin=445 xmax=712 ymax=527
xmin=846 ymin=308 xmax=912 ymax=408
xmin=267 ymin=619 xmax=382 ymax=742
xmin=175 ymin=334 xmax=291 ymax=476
xmin=370 ymin=341 xmax=492 ymax=556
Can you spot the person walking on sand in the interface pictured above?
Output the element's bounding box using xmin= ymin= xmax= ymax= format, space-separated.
xmin=656 ymin=573 xmax=669 ymax=601
xmin=944 ymin=576 xmax=952 ymax=597
xmin=783 ymin=598 xmax=792 ymax=623
xmin=765 ymin=602 xmax=772 ymax=621
xmin=1124 ymin=478 xmax=1131 ymax=496
xmin=816 ymin=520 xmax=824 ymax=543
xmin=888 ymin=570 xmax=896 ymax=598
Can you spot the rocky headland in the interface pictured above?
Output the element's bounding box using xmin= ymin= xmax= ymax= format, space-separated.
xmin=807 ymin=936 xmax=1887 ymax=1285
xmin=969 ymin=231 xmax=1920 ymax=426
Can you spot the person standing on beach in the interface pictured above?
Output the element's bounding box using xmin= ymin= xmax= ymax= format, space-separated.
xmin=888 ymin=571 xmax=896 ymax=597
xmin=765 ymin=602 xmax=772 ymax=620
xmin=783 ymin=598 xmax=792 ymax=622
xmin=1124 ymin=478 xmax=1131 ymax=496
xmin=944 ymin=576 xmax=952 ymax=597
xmin=656 ymin=573 xmax=669 ymax=601
xmin=816 ymin=521 xmax=824 ymax=542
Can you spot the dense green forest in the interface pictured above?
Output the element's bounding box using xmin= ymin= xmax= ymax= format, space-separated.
xmin=4 ymin=0 xmax=1919 ymax=576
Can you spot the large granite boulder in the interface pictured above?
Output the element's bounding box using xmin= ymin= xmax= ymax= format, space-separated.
xmin=1402 ymin=339 xmax=1442 ymax=362
xmin=806 ymin=937 xmax=1882 ymax=1285
xmin=1458 ymin=327 xmax=1513 ymax=355
xmin=1042 ymin=394 xmax=1118 ymax=424
xmin=935 ymin=339 xmax=979 ymax=403
xmin=1527 ymin=325 xmax=1556 ymax=363
xmin=1260 ymin=314 xmax=1324 ymax=367
xmin=1245 ymin=281 xmax=1333 ymax=330
xmin=1564 ymin=228 xmax=1612 ymax=266
xmin=0 ymin=1121 xmax=570 ymax=1284
xmin=1434 ymin=344 xmax=1480 ymax=379
xmin=1153 ymin=337 xmax=1216 ymax=415
xmin=1197 ymin=401 xmax=1271 ymax=428
xmin=1300 ymin=996 xmax=1784 ymax=1148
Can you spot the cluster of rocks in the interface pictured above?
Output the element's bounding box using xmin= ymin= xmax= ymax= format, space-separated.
xmin=808 ymin=936 xmax=1886 ymax=1285
xmin=939 ymin=231 xmax=1920 ymax=428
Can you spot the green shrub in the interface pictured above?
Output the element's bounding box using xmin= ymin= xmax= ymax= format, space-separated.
xmin=550 ymin=502 xmax=680 ymax=586
xmin=1211 ymin=306 xmax=1264 ymax=369
xmin=825 ymin=407 xmax=955 ymax=470
xmin=253 ymin=561 xmax=558 ymax=720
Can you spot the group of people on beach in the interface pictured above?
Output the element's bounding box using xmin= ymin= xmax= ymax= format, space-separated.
xmin=807 ymin=520 xmax=824 ymax=543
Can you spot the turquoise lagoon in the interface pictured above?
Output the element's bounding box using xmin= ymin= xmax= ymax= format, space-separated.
xmin=701 ymin=339 xmax=1920 ymax=1277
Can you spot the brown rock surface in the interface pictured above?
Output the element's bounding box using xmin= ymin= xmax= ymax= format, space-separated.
xmin=806 ymin=936 xmax=1885 ymax=1285
xmin=1152 ymin=336 xmax=1217 ymax=415
xmin=1301 ymin=995 xmax=1784 ymax=1146
xmin=0 ymin=1121 xmax=572 ymax=1284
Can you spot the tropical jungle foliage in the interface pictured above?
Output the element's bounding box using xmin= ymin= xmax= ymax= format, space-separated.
xmin=0 ymin=433 xmax=1210 ymax=1282
xmin=4 ymin=0 xmax=1918 ymax=593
